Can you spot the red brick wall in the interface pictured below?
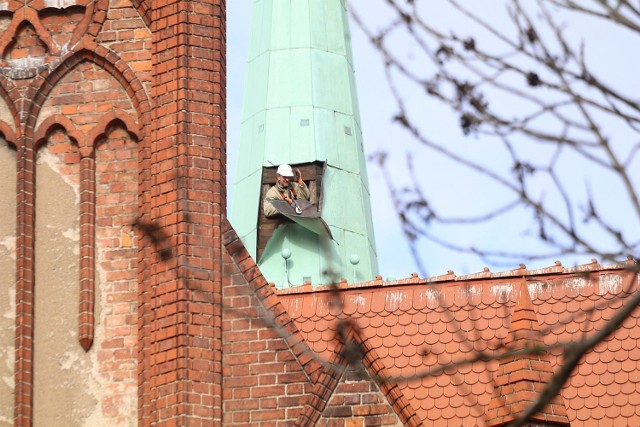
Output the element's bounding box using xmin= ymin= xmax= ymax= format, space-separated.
xmin=317 ymin=363 xmax=403 ymax=427
xmin=95 ymin=127 xmax=140 ymax=422
xmin=144 ymin=0 xmax=226 ymax=424
xmin=222 ymin=257 xmax=314 ymax=424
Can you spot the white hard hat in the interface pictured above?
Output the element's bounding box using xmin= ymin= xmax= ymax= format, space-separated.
xmin=277 ymin=164 xmax=294 ymax=177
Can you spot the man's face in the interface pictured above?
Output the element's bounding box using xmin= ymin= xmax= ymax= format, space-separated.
xmin=277 ymin=174 xmax=291 ymax=188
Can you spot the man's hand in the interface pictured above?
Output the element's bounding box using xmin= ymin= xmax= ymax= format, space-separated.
xmin=295 ymin=168 xmax=303 ymax=184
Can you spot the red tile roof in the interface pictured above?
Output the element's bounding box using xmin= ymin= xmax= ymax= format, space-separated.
xmin=278 ymin=260 xmax=640 ymax=426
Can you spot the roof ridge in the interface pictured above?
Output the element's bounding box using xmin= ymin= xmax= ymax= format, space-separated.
xmin=222 ymin=218 xmax=324 ymax=383
xmin=275 ymin=258 xmax=637 ymax=295
xmin=485 ymin=279 xmax=570 ymax=427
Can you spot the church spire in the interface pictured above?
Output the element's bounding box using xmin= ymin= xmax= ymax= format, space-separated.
xmin=231 ymin=0 xmax=378 ymax=287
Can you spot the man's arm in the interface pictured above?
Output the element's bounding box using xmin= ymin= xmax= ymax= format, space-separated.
xmin=263 ymin=199 xmax=280 ymax=217
xmin=293 ymin=181 xmax=310 ymax=201
xmin=263 ymin=187 xmax=281 ymax=217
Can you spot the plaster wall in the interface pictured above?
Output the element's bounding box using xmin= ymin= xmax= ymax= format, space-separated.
xmin=0 ymin=141 xmax=16 ymax=425
xmin=33 ymin=140 xmax=97 ymax=425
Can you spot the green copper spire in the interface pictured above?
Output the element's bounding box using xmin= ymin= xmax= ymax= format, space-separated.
xmin=231 ymin=0 xmax=378 ymax=287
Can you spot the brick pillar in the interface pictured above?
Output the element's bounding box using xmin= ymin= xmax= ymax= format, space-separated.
xmin=15 ymin=144 xmax=35 ymax=426
xmin=143 ymin=1 xmax=225 ymax=424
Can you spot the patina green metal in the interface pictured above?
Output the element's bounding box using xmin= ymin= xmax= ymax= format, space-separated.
xmin=231 ymin=0 xmax=379 ymax=287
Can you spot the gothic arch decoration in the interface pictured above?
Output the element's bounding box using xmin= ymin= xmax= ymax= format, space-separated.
xmin=11 ymin=43 xmax=148 ymax=422
xmin=87 ymin=110 xmax=142 ymax=148
xmin=33 ymin=116 xmax=94 ymax=350
xmin=25 ymin=44 xmax=152 ymax=137
xmin=0 ymin=0 xmax=109 ymax=79
xmin=33 ymin=114 xmax=83 ymax=150
xmin=33 ymin=113 xmax=139 ymax=353
xmin=83 ymin=112 xmax=140 ymax=352
xmin=32 ymin=101 xmax=141 ymax=355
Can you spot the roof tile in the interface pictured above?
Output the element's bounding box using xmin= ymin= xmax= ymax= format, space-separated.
xmin=576 ymin=407 xmax=591 ymax=421
xmin=315 ymin=297 xmax=330 ymax=317
xmin=608 ymin=338 xmax=623 ymax=352
xmin=412 ymin=291 xmax=427 ymax=311
xmin=395 ymin=355 xmax=409 ymax=369
xmin=610 ymin=379 xmax=625 ymax=395
xmin=343 ymin=296 xmax=358 ymax=316
xmin=457 ymin=402 xmax=471 ymax=418
xmin=320 ymin=328 xmax=334 ymax=343
xmin=407 ymin=354 xmax=422 ymax=369
xmin=606 ymin=404 xmax=621 ymax=419
xmin=620 ymin=401 xmax=635 ymax=417
xmin=377 ymin=325 xmax=391 ymax=339
xmin=429 ymin=407 xmax=443 ymax=420
xmin=369 ymin=313 xmax=384 ymax=328
xmin=388 ymin=343 xmax=403 ymax=359
xmin=570 ymin=397 xmax=584 ymax=411
xmin=434 ymin=396 xmax=449 ymax=410
xmin=396 ymin=333 xmax=411 ymax=347
xmin=398 ymin=312 xmax=412 ymax=327
xmin=441 ymin=403 xmax=456 ymax=419
xmin=384 ymin=314 xmax=398 ymax=328
xmin=301 ymin=296 xmax=317 ymax=318
xmin=370 ymin=292 xmax=385 ymax=312
xmin=356 ymin=294 xmax=371 ymax=314
xmin=594 ymin=351 xmax=616 ymax=364
xmin=563 ymin=385 xmax=577 ymax=400
xmin=631 ymin=324 xmax=640 ymax=339
xmin=608 ymin=359 xmax=623 ymax=373
xmin=376 ymin=345 xmax=389 ymax=359
xmin=592 ymin=383 xmax=607 ymax=398
xmin=585 ymin=395 xmax=599 ymax=410
xmin=621 ymin=379 xmax=636 ymax=394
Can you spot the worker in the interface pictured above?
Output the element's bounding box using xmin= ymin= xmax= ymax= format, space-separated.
xmin=263 ymin=164 xmax=310 ymax=217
